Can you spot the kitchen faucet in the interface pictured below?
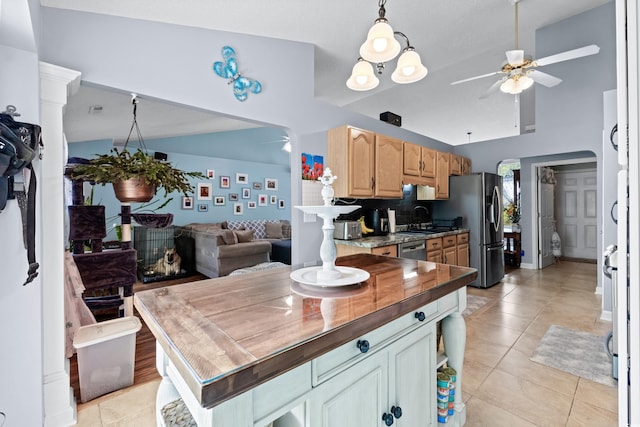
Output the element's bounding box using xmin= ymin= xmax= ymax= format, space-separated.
xmin=411 ymin=205 xmax=430 ymax=229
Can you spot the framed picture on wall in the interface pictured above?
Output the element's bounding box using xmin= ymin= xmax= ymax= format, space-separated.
xmin=207 ymin=169 xmax=215 ymax=179
xmin=247 ymin=201 xmax=257 ymax=209
xmin=198 ymin=204 xmax=209 ymax=212
xmin=258 ymin=194 xmax=267 ymax=206
xmin=233 ymin=202 xmax=243 ymax=215
xmin=182 ymin=196 xmax=194 ymax=210
xmin=252 ymin=182 xmax=262 ymax=190
xmin=197 ymin=183 xmax=212 ymax=200
xmin=229 ymin=193 xmax=239 ymax=201
xmin=278 ymin=199 xmax=285 ymax=209
xmin=214 ymin=196 xmax=225 ymax=206
xmin=270 ymin=195 xmax=277 ymax=204
xmin=220 ymin=176 xmax=230 ymax=188
xmin=242 ymin=188 xmax=251 ymax=199
xmin=265 ymin=178 xmax=278 ymax=191
xmin=236 ymin=173 xmax=249 ymax=184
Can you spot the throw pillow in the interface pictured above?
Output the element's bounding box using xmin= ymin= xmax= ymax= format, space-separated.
xmin=221 ymin=229 xmax=238 ymax=245
xmin=281 ymin=222 xmax=292 ymax=239
xmin=234 ymin=229 xmax=254 ymax=243
xmin=265 ymin=222 xmax=284 ymax=239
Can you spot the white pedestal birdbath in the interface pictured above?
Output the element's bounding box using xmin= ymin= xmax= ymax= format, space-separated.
xmin=290 ymin=168 xmax=370 ymax=286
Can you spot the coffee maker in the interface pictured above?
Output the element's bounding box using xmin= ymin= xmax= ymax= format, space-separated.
xmin=363 ymin=208 xmax=389 ymax=236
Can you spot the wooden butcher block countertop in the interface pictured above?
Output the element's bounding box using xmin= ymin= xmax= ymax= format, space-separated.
xmin=134 ymin=254 xmax=477 ymax=409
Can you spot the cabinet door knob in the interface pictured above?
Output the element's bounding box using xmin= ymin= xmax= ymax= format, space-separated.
xmin=357 ymin=339 xmax=370 ymax=353
xmin=382 ymin=413 xmax=394 ymax=426
xmin=415 ymin=311 xmax=426 ymax=322
xmin=391 ymin=406 xmax=403 ymax=419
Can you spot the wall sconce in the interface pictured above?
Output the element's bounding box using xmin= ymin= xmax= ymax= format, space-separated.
xmin=347 ymin=0 xmax=428 ymax=91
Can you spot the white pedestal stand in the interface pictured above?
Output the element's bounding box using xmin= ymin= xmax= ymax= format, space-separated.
xmin=291 ymin=169 xmax=369 ymax=286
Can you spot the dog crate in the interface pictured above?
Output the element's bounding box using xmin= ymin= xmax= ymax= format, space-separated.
xmin=133 ymin=226 xmax=194 ymax=283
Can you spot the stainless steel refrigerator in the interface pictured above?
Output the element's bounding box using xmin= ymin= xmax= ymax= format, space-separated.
xmin=433 ymin=172 xmax=505 ymax=288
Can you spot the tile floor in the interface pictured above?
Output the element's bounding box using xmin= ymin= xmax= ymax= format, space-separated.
xmin=74 ymin=261 xmax=617 ymax=426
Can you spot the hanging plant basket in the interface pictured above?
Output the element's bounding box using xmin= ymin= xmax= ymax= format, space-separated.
xmin=113 ymin=177 xmax=156 ymax=203
xmin=132 ymin=213 xmax=174 ymax=228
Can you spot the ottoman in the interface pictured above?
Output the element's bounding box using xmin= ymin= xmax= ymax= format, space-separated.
xmin=270 ymin=239 xmax=292 ymax=265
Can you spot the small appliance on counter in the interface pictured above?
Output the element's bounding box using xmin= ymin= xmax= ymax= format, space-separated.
xmin=363 ymin=208 xmax=389 ymax=236
xmin=333 ymin=220 xmax=362 ymax=240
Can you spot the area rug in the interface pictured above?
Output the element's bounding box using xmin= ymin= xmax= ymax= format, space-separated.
xmin=530 ymin=325 xmax=616 ymax=387
xmin=462 ymin=295 xmax=491 ymax=317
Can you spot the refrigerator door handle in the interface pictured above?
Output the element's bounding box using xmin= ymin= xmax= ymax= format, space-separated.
xmin=490 ymin=185 xmax=501 ymax=233
xmin=487 ymin=245 xmax=504 ymax=251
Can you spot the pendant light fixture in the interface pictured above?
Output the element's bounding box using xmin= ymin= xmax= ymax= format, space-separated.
xmin=347 ymin=0 xmax=427 ymax=91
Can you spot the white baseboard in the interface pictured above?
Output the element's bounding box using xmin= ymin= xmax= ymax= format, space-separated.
xmin=600 ymin=310 xmax=612 ymax=322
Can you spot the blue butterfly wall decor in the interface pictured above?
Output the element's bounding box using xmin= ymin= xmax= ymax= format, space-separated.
xmin=213 ymin=46 xmax=263 ymax=102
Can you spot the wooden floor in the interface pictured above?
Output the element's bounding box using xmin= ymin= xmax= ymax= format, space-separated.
xmin=69 ymin=273 xmax=208 ymax=401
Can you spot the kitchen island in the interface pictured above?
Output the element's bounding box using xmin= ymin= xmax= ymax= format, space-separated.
xmin=134 ymin=254 xmax=476 ymax=427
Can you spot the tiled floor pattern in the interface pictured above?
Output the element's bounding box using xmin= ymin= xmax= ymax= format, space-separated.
xmin=74 ymin=261 xmax=617 ymax=426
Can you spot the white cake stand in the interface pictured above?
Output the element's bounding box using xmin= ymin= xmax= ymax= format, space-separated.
xmin=290 ymin=168 xmax=370 ymax=287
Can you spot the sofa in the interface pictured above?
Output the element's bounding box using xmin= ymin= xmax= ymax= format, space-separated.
xmin=180 ymin=220 xmax=291 ymax=278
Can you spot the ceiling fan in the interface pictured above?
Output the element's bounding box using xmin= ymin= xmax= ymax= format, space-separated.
xmin=259 ymin=135 xmax=291 ymax=152
xmin=450 ymin=0 xmax=600 ymax=98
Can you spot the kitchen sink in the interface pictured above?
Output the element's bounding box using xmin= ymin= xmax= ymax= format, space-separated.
xmin=399 ymin=229 xmax=440 ymax=235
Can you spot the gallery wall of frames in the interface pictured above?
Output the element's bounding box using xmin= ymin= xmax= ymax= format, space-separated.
xmin=67 ymin=138 xmax=290 ymax=241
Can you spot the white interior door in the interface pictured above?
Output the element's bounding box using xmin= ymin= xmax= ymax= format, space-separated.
xmin=538 ymin=168 xmax=556 ymax=268
xmin=555 ymin=169 xmax=598 ymax=260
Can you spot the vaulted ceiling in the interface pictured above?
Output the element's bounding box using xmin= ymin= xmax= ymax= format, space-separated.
xmin=46 ymin=0 xmax=611 ymax=145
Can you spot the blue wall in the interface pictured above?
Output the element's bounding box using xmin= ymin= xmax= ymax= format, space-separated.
xmin=68 ymin=134 xmax=291 ymax=240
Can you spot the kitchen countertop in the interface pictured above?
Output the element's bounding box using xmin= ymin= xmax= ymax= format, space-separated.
xmin=335 ymin=228 xmax=470 ymax=248
xmin=134 ymin=254 xmax=476 ymax=409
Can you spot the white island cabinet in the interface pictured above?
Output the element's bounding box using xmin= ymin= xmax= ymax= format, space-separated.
xmin=136 ymin=255 xmax=475 ymax=427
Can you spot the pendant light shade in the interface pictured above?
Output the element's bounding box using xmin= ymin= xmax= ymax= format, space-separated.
xmin=347 ymin=59 xmax=380 ymax=91
xmin=360 ymin=20 xmax=401 ymax=63
xmin=391 ymin=49 xmax=428 ymax=84
xmin=347 ymin=1 xmax=427 ymax=91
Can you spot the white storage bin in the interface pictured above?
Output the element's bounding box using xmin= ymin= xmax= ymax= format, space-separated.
xmin=73 ymin=316 xmax=142 ymax=402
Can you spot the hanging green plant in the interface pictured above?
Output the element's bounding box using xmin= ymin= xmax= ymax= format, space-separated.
xmin=70 ymin=148 xmax=205 ymax=198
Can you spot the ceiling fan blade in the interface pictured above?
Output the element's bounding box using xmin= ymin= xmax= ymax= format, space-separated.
xmin=533 ymin=44 xmax=600 ymax=67
xmin=528 ymin=70 xmax=562 ymax=87
xmin=505 ymin=50 xmax=524 ymax=67
xmin=451 ymin=71 xmax=502 ymax=86
xmin=479 ymin=79 xmax=505 ymax=99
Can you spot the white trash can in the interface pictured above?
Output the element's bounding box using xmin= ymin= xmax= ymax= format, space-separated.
xmin=73 ymin=316 xmax=142 ymax=402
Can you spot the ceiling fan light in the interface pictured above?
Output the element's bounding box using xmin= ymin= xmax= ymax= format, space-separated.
xmin=500 ymin=77 xmax=516 ymax=94
xmin=346 ymin=59 xmax=380 ymax=91
xmin=360 ymin=20 xmax=401 ymax=63
xmin=391 ymin=50 xmax=428 ymax=84
xmin=519 ymin=75 xmax=534 ymax=90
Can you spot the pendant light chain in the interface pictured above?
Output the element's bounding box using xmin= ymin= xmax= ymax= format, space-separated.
xmin=123 ymin=95 xmax=148 ymax=153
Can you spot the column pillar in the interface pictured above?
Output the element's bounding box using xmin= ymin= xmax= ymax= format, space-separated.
xmin=40 ymin=62 xmax=82 ymax=427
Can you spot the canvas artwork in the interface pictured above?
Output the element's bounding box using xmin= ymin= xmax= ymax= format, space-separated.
xmin=301 ymin=153 xmax=324 ymax=180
